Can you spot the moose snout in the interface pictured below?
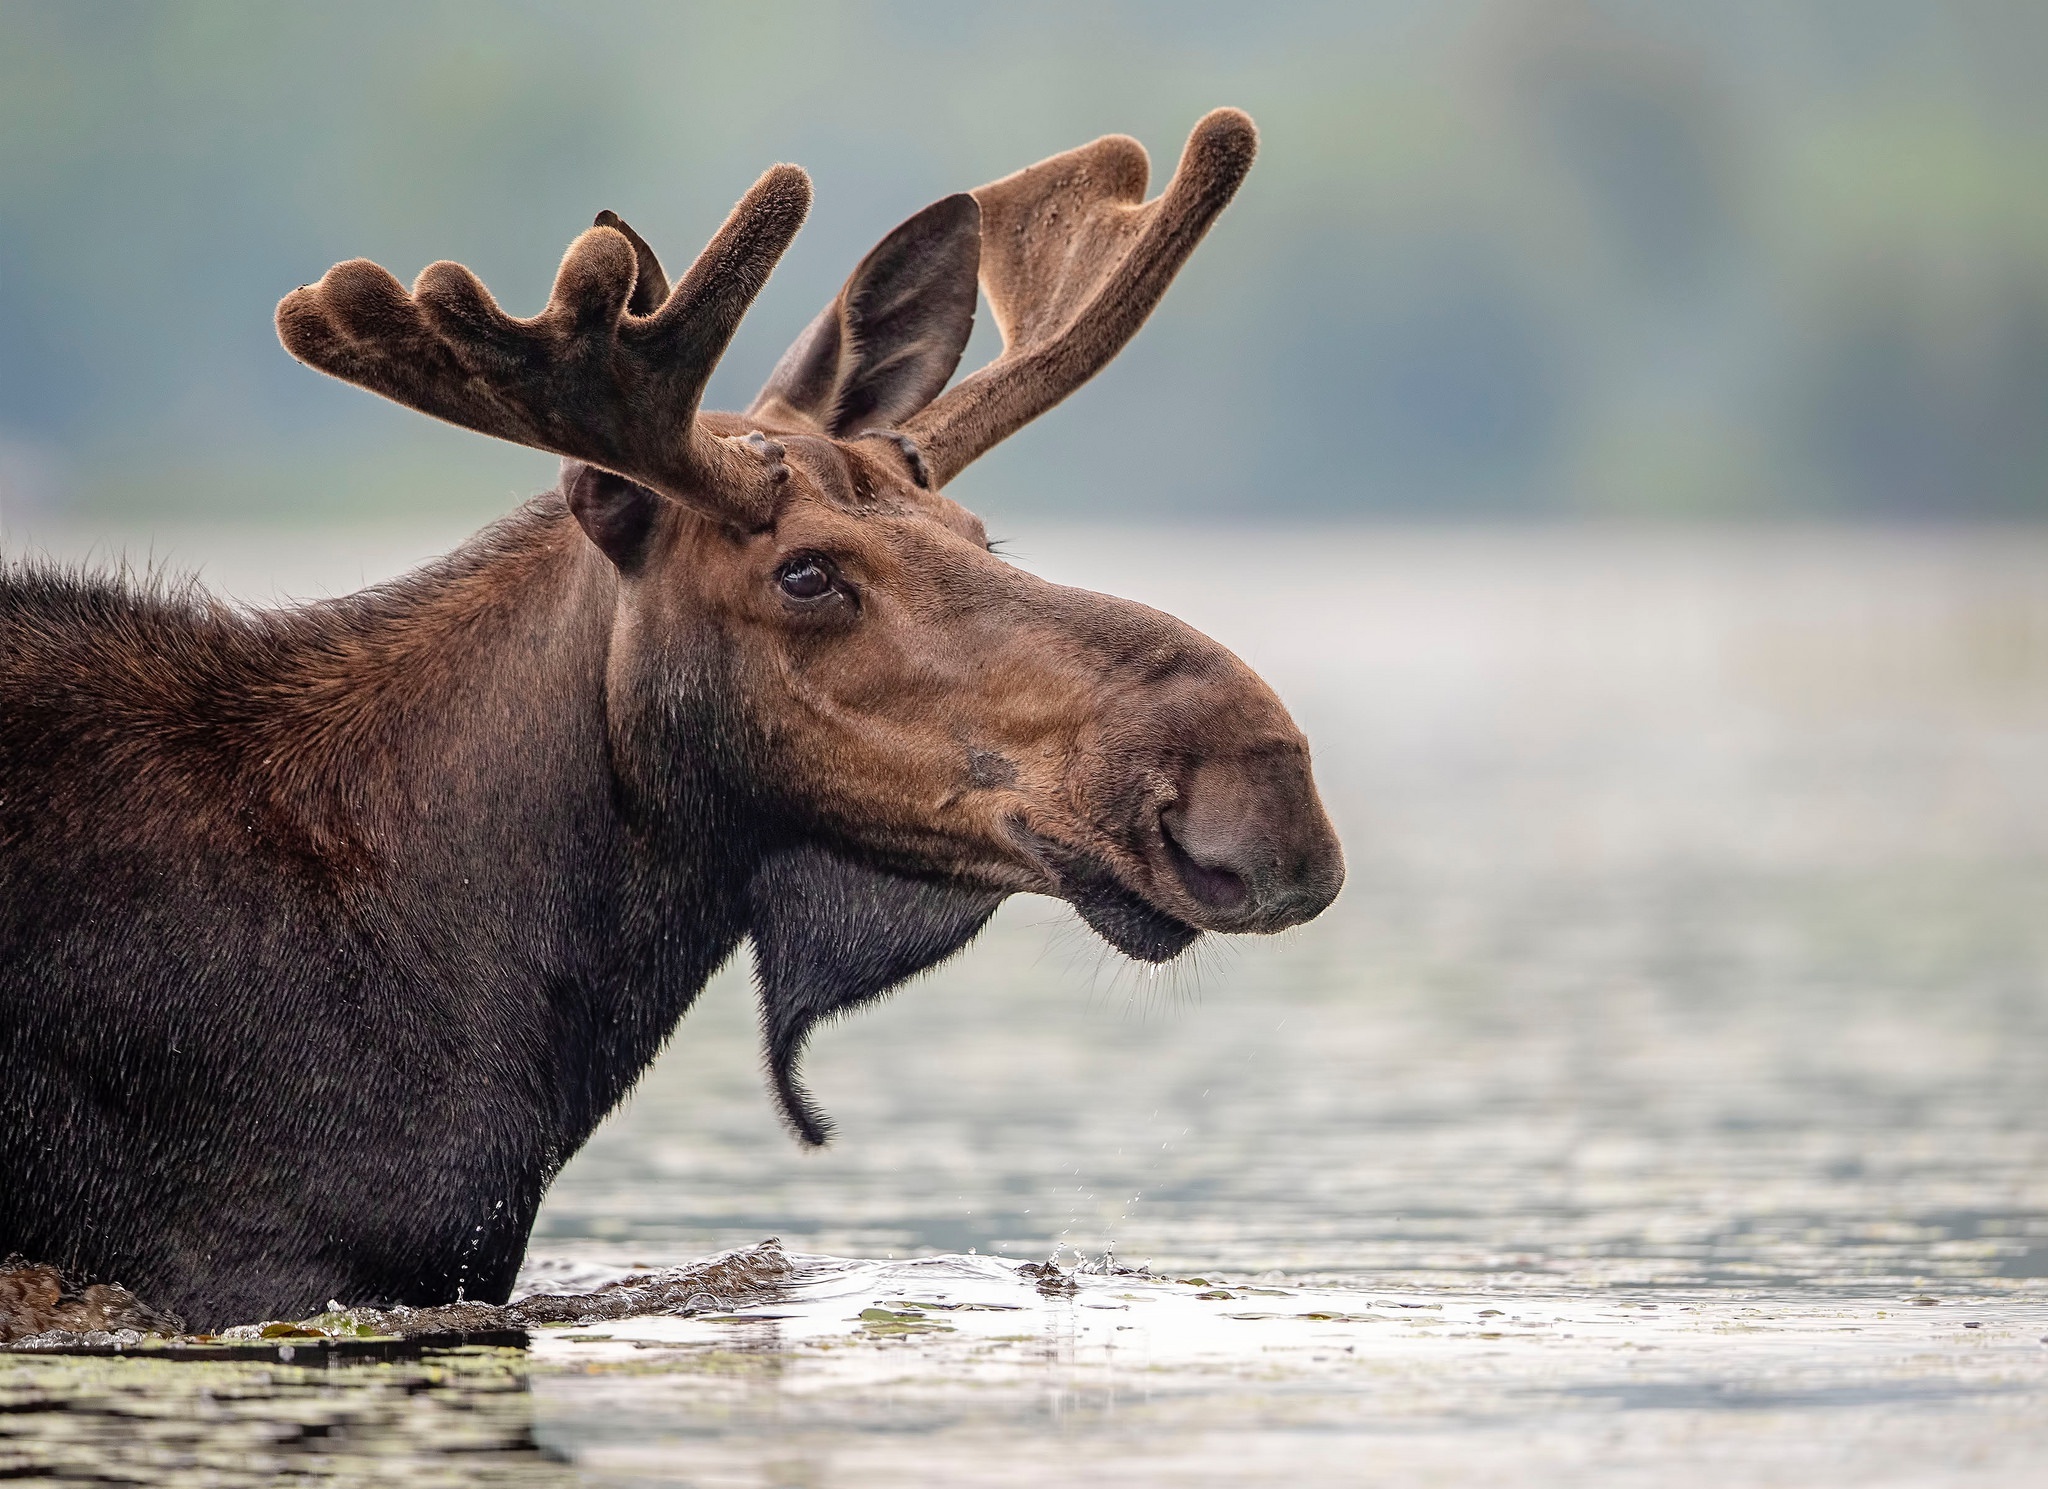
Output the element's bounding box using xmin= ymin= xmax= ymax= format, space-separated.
xmin=1158 ymin=747 xmax=1344 ymax=933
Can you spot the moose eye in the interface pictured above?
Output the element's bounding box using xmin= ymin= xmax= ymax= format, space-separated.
xmin=776 ymin=556 xmax=836 ymax=603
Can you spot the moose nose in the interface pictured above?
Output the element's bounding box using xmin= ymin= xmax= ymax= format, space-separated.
xmin=1159 ymin=749 xmax=1344 ymax=932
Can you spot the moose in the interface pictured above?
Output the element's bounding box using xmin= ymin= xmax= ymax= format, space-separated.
xmin=0 ymin=109 xmax=1342 ymax=1331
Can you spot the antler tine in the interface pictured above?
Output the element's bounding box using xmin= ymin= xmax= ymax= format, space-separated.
xmin=594 ymin=210 xmax=671 ymax=315
xmin=901 ymin=108 xmax=1257 ymax=489
xmin=276 ymin=165 xmax=813 ymax=526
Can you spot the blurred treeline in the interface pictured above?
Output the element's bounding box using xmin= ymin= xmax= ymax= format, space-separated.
xmin=3 ymin=0 xmax=2045 ymax=524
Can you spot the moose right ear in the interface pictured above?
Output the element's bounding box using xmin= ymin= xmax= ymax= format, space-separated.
xmin=749 ymin=193 xmax=981 ymax=437
xmin=564 ymin=461 xmax=662 ymax=572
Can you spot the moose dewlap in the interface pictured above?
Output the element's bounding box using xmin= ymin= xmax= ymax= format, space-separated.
xmin=0 ymin=109 xmax=1341 ymax=1331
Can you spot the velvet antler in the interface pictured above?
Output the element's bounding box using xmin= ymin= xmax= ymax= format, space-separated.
xmin=276 ymin=167 xmax=813 ymax=526
xmin=900 ymin=108 xmax=1257 ymax=489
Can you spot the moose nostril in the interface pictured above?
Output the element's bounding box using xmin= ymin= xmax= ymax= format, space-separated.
xmin=1159 ymin=807 xmax=1250 ymax=912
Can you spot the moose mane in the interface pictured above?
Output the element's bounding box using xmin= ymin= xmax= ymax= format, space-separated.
xmin=1 ymin=501 xmax=589 ymax=881
xmin=0 ymin=501 xmax=567 ymax=725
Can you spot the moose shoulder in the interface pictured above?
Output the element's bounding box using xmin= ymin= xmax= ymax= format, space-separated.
xmin=0 ymin=110 xmax=1342 ymax=1331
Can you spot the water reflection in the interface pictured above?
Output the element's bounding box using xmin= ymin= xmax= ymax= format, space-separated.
xmin=522 ymin=1253 xmax=2048 ymax=1487
xmin=0 ymin=1347 xmax=571 ymax=1484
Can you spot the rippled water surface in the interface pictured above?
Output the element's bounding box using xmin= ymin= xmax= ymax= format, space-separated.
xmin=5 ymin=521 xmax=2046 ymax=1484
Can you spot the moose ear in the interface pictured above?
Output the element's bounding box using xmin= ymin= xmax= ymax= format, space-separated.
xmin=748 ymin=845 xmax=1002 ymax=1147
xmin=749 ymin=194 xmax=981 ymax=437
xmin=564 ymin=461 xmax=662 ymax=571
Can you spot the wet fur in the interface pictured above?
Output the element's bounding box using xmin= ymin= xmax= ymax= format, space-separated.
xmin=0 ymin=501 xmax=925 ymax=1328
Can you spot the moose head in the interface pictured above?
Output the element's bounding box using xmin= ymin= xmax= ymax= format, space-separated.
xmin=276 ymin=109 xmax=1343 ymax=1144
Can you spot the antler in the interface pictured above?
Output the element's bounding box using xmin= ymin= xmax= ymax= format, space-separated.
xmin=900 ymin=108 xmax=1257 ymax=489
xmin=276 ymin=166 xmax=813 ymax=526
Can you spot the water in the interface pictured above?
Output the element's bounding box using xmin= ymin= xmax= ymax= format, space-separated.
xmin=4 ymin=520 xmax=2046 ymax=1484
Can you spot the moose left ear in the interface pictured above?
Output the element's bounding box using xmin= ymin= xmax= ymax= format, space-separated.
xmin=748 ymin=845 xmax=1002 ymax=1147
xmin=564 ymin=461 xmax=662 ymax=572
xmin=749 ymin=193 xmax=981 ymax=437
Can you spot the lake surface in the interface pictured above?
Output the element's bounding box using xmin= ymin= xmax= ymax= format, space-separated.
xmin=4 ymin=520 xmax=2046 ymax=1484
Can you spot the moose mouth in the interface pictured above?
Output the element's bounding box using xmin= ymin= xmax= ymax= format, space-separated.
xmin=1010 ymin=827 xmax=1201 ymax=963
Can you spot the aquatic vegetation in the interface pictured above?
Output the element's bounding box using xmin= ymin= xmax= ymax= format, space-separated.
xmin=0 ymin=1262 xmax=181 ymax=1347
xmin=2 ymin=1242 xmax=795 ymax=1362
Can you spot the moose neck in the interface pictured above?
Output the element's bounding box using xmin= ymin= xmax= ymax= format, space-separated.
xmin=253 ymin=493 xmax=758 ymax=1141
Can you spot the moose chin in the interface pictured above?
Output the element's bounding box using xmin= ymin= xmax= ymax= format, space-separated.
xmin=0 ymin=109 xmax=1342 ymax=1332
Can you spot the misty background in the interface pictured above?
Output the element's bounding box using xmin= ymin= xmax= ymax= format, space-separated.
xmin=3 ymin=0 xmax=2046 ymax=529
xmin=5 ymin=10 xmax=2048 ymax=1479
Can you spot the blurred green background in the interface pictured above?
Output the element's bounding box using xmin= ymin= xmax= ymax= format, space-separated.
xmin=2 ymin=0 xmax=2045 ymax=526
